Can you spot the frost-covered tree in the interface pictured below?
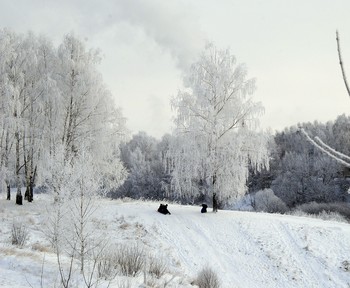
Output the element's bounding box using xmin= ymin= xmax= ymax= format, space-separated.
xmin=46 ymin=147 xmax=109 ymax=285
xmin=2 ymin=30 xmax=28 ymax=205
xmin=0 ymin=30 xmax=127 ymax=202
xmin=169 ymin=44 xmax=269 ymax=208
xmin=0 ymin=30 xmax=57 ymax=203
xmin=271 ymin=123 xmax=347 ymax=207
xmin=42 ymin=34 xmax=128 ymax=201
xmin=0 ymin=29 xmax=16 ymax=200
xmin=254 ymin=188 xmax=288 ymax=213
xmin=20 ymin=33 xmax=52 ymax=203
xmin=116 ymin=132 xmax=169 ymax=200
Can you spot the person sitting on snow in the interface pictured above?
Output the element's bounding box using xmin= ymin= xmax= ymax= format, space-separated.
xmin=158 ymin=203 xmax=171 ymax=215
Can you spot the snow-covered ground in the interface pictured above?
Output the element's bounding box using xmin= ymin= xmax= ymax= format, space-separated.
xmin=1 ymin=193 xmax=350 ymax=288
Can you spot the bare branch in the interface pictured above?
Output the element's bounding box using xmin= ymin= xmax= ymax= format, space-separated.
xmin=314 ymin=136 xmax=350 ymax=162
xmin=299 ymin=128 xmax=350 ymax=167
xmin=336 ymin=30 xmax=350 ymax=97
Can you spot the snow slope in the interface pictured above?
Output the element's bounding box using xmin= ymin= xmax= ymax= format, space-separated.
xmin=1 ymin=194 xmax=350 ymax=287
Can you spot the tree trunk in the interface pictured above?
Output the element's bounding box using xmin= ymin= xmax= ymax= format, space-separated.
xmin=25 ymin=173 xmax=34 ymax=202
xmin=25 ymin=183 xmax=33 ymax=202
xmin=6 ymin=184 xmax=10 ymax=200
xmin=28 ymin=177 xmax=34 ymax=202
xmin=212 ymin=174 xmax=218 ymax=212
xmin=15 ymin=131 xmax=22 ymax=205
xmin=16 ymin=187 xmax=23 ymax=205
xmin=25 ymin=187 xmax=29 ymax=201
xmin=212 ymin=192 xmax=218 ymax=212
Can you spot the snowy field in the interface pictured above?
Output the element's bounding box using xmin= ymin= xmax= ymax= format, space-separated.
xmin=1 ymin=193 xmax=350 ymax=288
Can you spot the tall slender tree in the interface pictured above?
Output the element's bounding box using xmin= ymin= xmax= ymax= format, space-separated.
xmin=169 ymin=44 xmax=269 ymax=209
xmin=0 ymin=29 xmax=16 ymax=200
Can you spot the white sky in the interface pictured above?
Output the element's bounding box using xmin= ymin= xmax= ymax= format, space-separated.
xmin=1 ymin=0 xmax=350 ymax=138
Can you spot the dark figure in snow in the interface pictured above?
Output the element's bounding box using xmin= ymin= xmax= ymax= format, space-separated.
xmin=213 ymin=193 xmax=218 ymax=212
xmin=201 ymin=204 xmax=208 ymax=213
xmin=158 ymin=204 xmax=171 ymax=215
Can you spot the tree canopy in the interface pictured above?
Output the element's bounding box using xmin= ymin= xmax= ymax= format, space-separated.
xmin=169 ymin=44 xmax=269 ymax=206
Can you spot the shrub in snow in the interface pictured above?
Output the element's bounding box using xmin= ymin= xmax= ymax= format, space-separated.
xmin=115 ymin=243 xmax=145 ymax=277
xmin=291 ymin=209 xmax=347 ymax=223
xmin=115 ymin=278 xmax=132 ymax=288
xmin=254 ymin=189 xmax=288 ymax=214
xmin=195 ymin=266 xmax=221 ymax=288
xmin=341 ymin=260 xmax=350 ymax=272
xmin=293 ymin=202 xmax=350 ymax=222
xmin=230 ymin=194 xmax=255 ymax=211
xmin=98 ymin=243 xmax=149 ymax=280
xmin=97 ymin=252 xmax=117 ymax=280
xmin=147 ymin=254 xmax=168 ymax=279
xmin=11 ymin=221 xmax=28 ymax=247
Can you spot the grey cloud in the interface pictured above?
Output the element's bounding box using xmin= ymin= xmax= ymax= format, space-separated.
xmin=57 ymin=0 xmax=205 ymax=71
xmin=1 ymin=0 xmax=205 ymax=70
xmin=114 ymin=0 xmax=205 ymax=70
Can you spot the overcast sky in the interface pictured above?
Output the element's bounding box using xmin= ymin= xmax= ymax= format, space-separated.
xmin=1 ymin=0 xmax=350 ymax=138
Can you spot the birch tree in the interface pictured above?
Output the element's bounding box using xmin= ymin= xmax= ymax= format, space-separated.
xmin=20 ymin=34 xmax=50 ymax=202
xmin=4 ymin=31 xmax=27 ymax=205
xmin=0 ymin=30 xmax=127 ymax=203
xmin=0 ymin=29 xmax=16 ymax=200
xmin=169 ymin=44 xmax=269 ymax=209
xmin=117 ymin=132 xmax=168 ymax=199
xmin=47 ymin=33 xmax=127 ymax=200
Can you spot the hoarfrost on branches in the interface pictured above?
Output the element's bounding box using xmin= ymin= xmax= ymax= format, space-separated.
xmin=169 ymin=44 xmax=270 ymax=206
xmin=0 ymin=29 xmax=128 ymax=201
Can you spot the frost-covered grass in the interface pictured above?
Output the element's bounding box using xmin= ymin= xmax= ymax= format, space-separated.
xmin=293 ymin=201 xmax=350 ymax=222
xmin=1 ymin=193 xmax=350 ymax=287
xmin=290 ymin=209 xmax=349 ymax=223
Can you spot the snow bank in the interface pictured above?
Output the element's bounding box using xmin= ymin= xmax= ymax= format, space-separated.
xmin=1 ymin=194 xmax=350 ymax=287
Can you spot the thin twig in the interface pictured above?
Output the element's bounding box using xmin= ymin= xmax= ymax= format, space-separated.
xmin=336 ymin=30 xmax=350 ymax=97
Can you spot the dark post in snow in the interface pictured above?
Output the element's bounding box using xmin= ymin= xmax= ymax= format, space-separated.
xmin=6 ymin=184 xmax=10 ymax=200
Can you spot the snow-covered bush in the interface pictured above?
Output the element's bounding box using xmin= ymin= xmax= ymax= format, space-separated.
xmin=254 ymin=189 xmax=288 ymax=214
xmin=11 ymin=221 xmax=28 ymax=247
xmin=230 ymin=194 xmax=255 ymax=211
xmin=147 ymin=253 xmax=168 ymax=279
xmin=291 ymin=209 xmax=348 ymax=223
xmin=195 ymin=266 xmax=221 ymax=288
xmin=115 ymin=278 xmax=132 ymax=288
xmin=97 ymin=252 xmax=117 ymax=280
xmin=115 ymin=244 xmax=145 ymax=277
xmin=293 ymin=202 xmax=350 ymax=222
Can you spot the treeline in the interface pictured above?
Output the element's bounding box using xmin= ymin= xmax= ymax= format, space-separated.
xmin=113 ymin=115 xmax=350 ymax=208
xmin=0 ymin=29 xmax=127 ymax=204
xmin=250 ymin=115 xmax=350 ymax=207
xmin=1 ymin=29 xmax=350 ymax=210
